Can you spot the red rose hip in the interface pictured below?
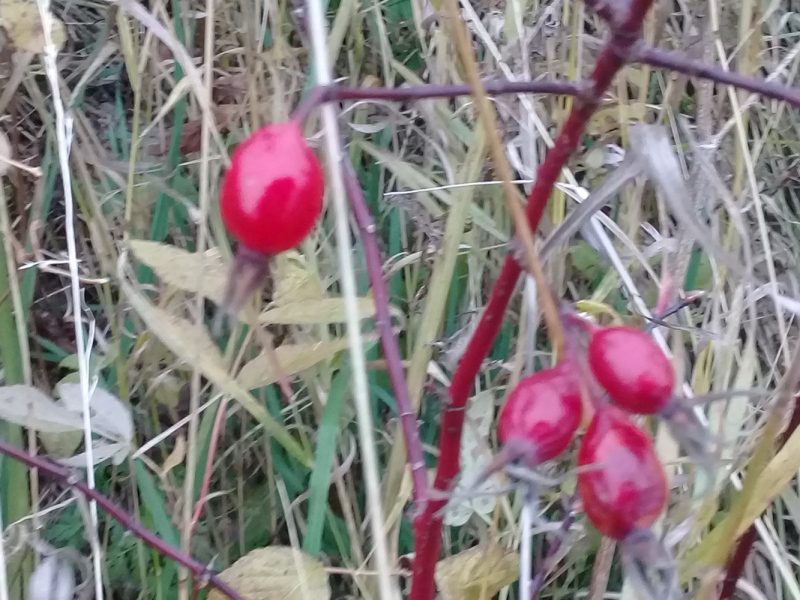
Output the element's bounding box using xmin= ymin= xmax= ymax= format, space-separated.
xmin=498 ymin=362 xmax=583 ymax=466
xmin=577 ymin=406 xmax=667 ymax=540
xmin=588 ymin=326 xmax=674 ymax=415
xmin=220 ymin=120 xmax=324 ymax=255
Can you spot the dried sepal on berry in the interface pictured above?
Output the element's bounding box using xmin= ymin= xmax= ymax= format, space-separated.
xmin=621 ymin=529 xmax=683 ymax=600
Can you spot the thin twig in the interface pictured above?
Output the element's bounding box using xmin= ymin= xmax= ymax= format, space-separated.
xmin=340 ymin=163 xmax=429 ymax=509
xmin=293 ymin=46 xmax=800 ymax=117
xmin=0 ymin=440 xmax=247 ymax=600
xmin=292 ymin=80 xmax=584 ymax=121
xmin=587 ymin=537 xmax=617 ymax=600
xmin=633 ymin=44 xmax=800 ymax=109
xmin=530 ymin=496 xmax=578 ymax=598
xmin=719 ymin=525 xmax=757 ymax=600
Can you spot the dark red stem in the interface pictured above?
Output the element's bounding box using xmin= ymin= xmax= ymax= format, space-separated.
xmin=408 ymin=1 xmax=656 ymax=598
xmin=0 ymin=440 xmax=247 ymax=600
xmin=292 ymin=80 xmax=584 ymax=122
xmin=718 ymin=525 xmax=757 ymax=600
xmin=292 ymin=47 xmax=800 ymax=123
xmin=634 ymin=45 xmax=800 ymax=109
xmin=341 ymin=161 xmax=429 ymax=509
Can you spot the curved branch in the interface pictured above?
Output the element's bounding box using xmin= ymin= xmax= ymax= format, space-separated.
xmin=0 ymin=440 xmax=247 ymax=600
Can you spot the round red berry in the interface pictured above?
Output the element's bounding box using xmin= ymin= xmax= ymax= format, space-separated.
xmin=588 ymin=326 xmax=674 ymax=415
xmin=577 ymin=406 xmax=667 ymax=540
xmin=220 ymin=121 xmax=324 ymax=255
xmin=498 ymin=362 xmax=583 ymax=466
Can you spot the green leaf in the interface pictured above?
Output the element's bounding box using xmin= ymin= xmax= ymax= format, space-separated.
xmin=304 ymin=364 xmax=351 ymax=556
xmin=569 ymin=240 xmax=603 ymax=279
xmin=134 ymin=459 xmax=179 ymax=548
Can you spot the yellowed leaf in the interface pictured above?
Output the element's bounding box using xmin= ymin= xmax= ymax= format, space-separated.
xmin=259 ymin=297 xmax=377 ymax=325
xmin=236 ymin=335 xmax=378 ymax=390
xmin=738 ymin=423 xmax=800 ymax=535
xmin=1 ymin=0 xmax=66 ymax=52
xmin=152 ymin=375 xmax=184 ymax=420
xmin=687 ymin=408 xmax=800 ymax=570
xmin=160 ymin=434 xmax=186 ymax=478
xmin=129 ymin=240 xmax=228 ymax=306
xmin=130 ymin=242 xmax=349 ymax=324
xmin=121 ymin=276 xmax=311 ymax=466
xmin=273 ymin=251 xmax=324 ymax=304
xmin=587 ymin=105 xmax=643 ymax=137
xmin=435 ymin=543 xmax=520 ymax=600
xmin=207 ymin=546 xmax=330 ymax=600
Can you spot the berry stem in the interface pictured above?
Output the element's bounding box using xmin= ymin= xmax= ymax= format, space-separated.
xmin=0 ymin=439 xmax=248 ymax=600
xmin=340 ymin=161 xmax=429 ymax=509
xmin=409 ymin=2 xmax=657 ymax=598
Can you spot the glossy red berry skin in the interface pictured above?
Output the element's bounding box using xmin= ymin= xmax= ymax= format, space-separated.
xmin=588 ymin=326 xmax=674 ymax=415
xmin=577 ymin=406 xmax=667 ymax=540
xmin=498 ymin=363 xmax=583 ymax=466
xmin=220 ymin=121 xmax=324 ymax=255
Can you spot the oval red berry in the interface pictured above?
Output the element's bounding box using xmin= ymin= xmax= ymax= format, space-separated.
xmin=588 ymin=326 xmax=674 ymax=415
xmin=220 ymin=121 xmax=324 ymax=255
xmin=498 ymin=362 xmax=583 ymax=465
xmin=577 ymin=406 xmax=667 ymax=540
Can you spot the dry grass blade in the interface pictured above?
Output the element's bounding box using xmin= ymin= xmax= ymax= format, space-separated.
xmin=688 ymin=337 xmax=800 ymax=571
xmin=629 ymin=125 xmax=746 ymax=280
xmin=540 ymin=152 xmax=642 ymax=261
xmin=304 ymin=0 xmax=397 ymax=596
xmin=441 ymin=0 xmax=564 ymax=357
xmin=114 ymin=0 xmax=227 ymax=163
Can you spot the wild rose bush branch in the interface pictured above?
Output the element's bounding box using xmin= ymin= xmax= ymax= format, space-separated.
xmin=2 ymin=0 xmax=800 ymax=598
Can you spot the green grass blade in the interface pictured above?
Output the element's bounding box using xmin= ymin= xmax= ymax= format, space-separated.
xmin=303 ymin=363 xmax=351 ymax=556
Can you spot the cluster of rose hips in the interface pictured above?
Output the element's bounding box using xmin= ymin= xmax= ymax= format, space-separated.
xmin=216 ymin=120 xmax=697 ymax=599
xmin=497 ymin=320 xmax=706 ymax=600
